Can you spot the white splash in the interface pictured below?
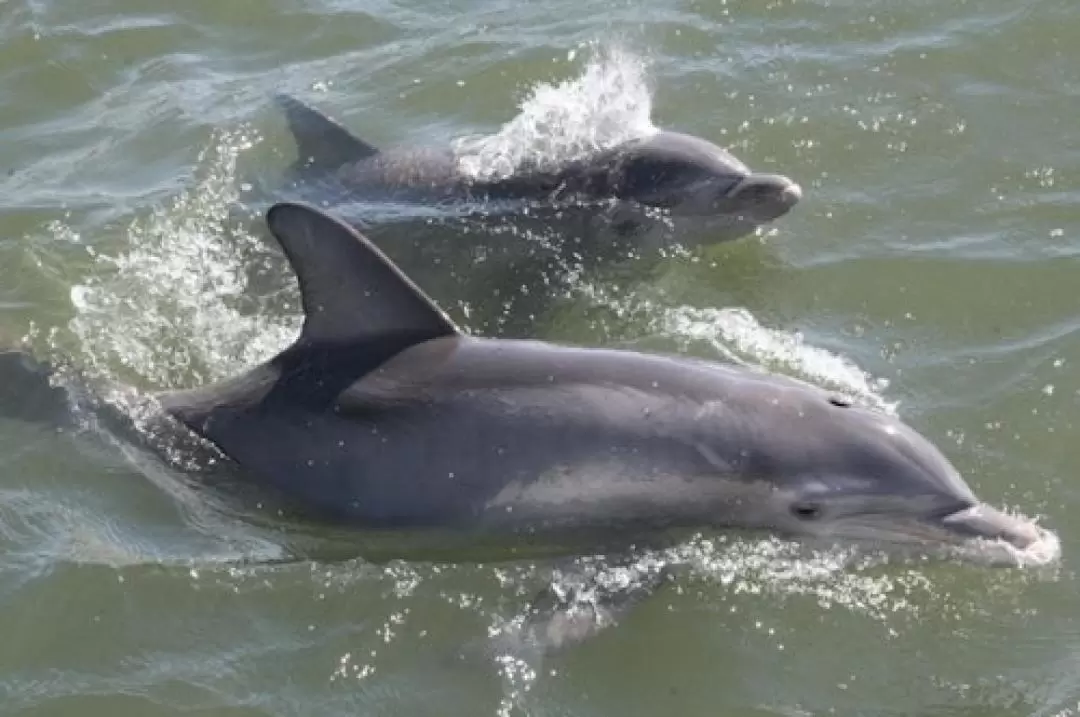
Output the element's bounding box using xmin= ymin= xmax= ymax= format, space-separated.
xmin=574 ymin=276 xmax=897 ymax=415
xmin=661 ymin=305 xmax=897 ymax=415
xmin=944 ymin=524 xmax=1062 ymax=569
xmin=67 ymin=126 xmax=300 ymax=390
xmin=453 ymin=42 xmax=658 ymax=181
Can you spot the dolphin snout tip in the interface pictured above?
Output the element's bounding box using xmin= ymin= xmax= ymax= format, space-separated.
xmin=760 ymin=175 xmax=802 ymax=209
xmin=779 ymin=179 xmax=803 ymax=206
xmin=941 ymin=503 xmax=1042 ymax=551
xmin=724 ymin=174 xmax=802 ymax=221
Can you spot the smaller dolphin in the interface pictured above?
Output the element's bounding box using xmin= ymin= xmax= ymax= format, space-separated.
xmin=272 ymin=94 xmax=802 ymax=231
xmin=248 ymin=94 xmax=804 ymax=337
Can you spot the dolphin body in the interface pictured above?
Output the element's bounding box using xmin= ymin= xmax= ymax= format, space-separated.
xmin=150 ymin=203 xmax=1043 ymax=557
xmin=1 ymin=202 xmax=1052 ymax=647
xmin=249 ymin=95 xmax=803 ymax=336
xmin=271 ymin=94 xmax=802 ymax=233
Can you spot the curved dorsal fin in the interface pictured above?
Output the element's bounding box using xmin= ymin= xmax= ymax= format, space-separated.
xmin=265 ymin=202 xmax=460 ymax=349
xmin=275 ymin=94 xmax=380 ymax=171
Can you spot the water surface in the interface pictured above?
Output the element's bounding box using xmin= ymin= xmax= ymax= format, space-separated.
xmin=1 ymin=1 xmax=1079 ymax=715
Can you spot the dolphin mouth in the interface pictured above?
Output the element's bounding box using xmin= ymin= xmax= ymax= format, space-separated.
xmin=723 ymin=173 xmax=803 ymax=221
xmin=829 ymin=502 xmax=1046 ymax=554
xmin=938 ymin=503 xmax=1041 ymax=550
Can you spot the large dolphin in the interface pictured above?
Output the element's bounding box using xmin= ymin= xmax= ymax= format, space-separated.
xmin=20 ymin=202 xmax=1043 ymax=556
xmin=3 ymin=203 xmax=1052 ymax=646
xmin=246 ymin=94 xmax=803 ymax=336
xmin=171 ymin=205 xmax=1040 ymax=550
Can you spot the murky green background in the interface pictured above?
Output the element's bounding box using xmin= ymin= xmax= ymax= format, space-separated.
xmin=1 ymin=0 xmax=1079 ymax=715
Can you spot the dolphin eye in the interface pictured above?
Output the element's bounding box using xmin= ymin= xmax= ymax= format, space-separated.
xmin=791 ymin=501 xmax=824 ymax=521
xmin=828 ymin=395 xmax=853 ymax=408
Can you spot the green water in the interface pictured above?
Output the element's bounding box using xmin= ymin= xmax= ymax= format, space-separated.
xmin=1 ymin=1 xmax=1079 ymax=715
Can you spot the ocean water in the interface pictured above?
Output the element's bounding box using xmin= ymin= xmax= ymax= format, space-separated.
xmin=1 ymin=1 xmax=1078 ymax=715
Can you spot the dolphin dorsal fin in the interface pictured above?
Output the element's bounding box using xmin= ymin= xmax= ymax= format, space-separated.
xmin=265 ymin=202 xmax=460 ymax=350
xmin=275 ymin=94 xmax=380 ymax=170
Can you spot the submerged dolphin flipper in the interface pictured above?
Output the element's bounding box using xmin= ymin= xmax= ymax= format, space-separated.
xmin=275 ymin=94 xmax=381 ymax=172
xmin=516 ymin=557 xmax=679 ymax=653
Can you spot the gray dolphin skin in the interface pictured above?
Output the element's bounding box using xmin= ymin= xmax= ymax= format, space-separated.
xmin=129 ymin=201 xmax=1037 ymax=560
xmin=273 ymin=94 xmax=802 ymax=229
xmin=0 ymin=202 xmax=1049 ymax=650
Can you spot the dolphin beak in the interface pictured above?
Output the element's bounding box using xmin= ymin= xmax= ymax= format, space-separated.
xmin=778 ymin=179 xmax=803 ymax=206
xmin=939 ymin=503 xmax=1041 ymax=550
xmin=724 ymin=173 xmax=803 ymax=221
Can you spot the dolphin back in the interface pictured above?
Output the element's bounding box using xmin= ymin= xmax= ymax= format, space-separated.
xmin=275 ymin=94 xmax=381 ymax=173
xmin=162 ymin=202 xmax=463 ymax=430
